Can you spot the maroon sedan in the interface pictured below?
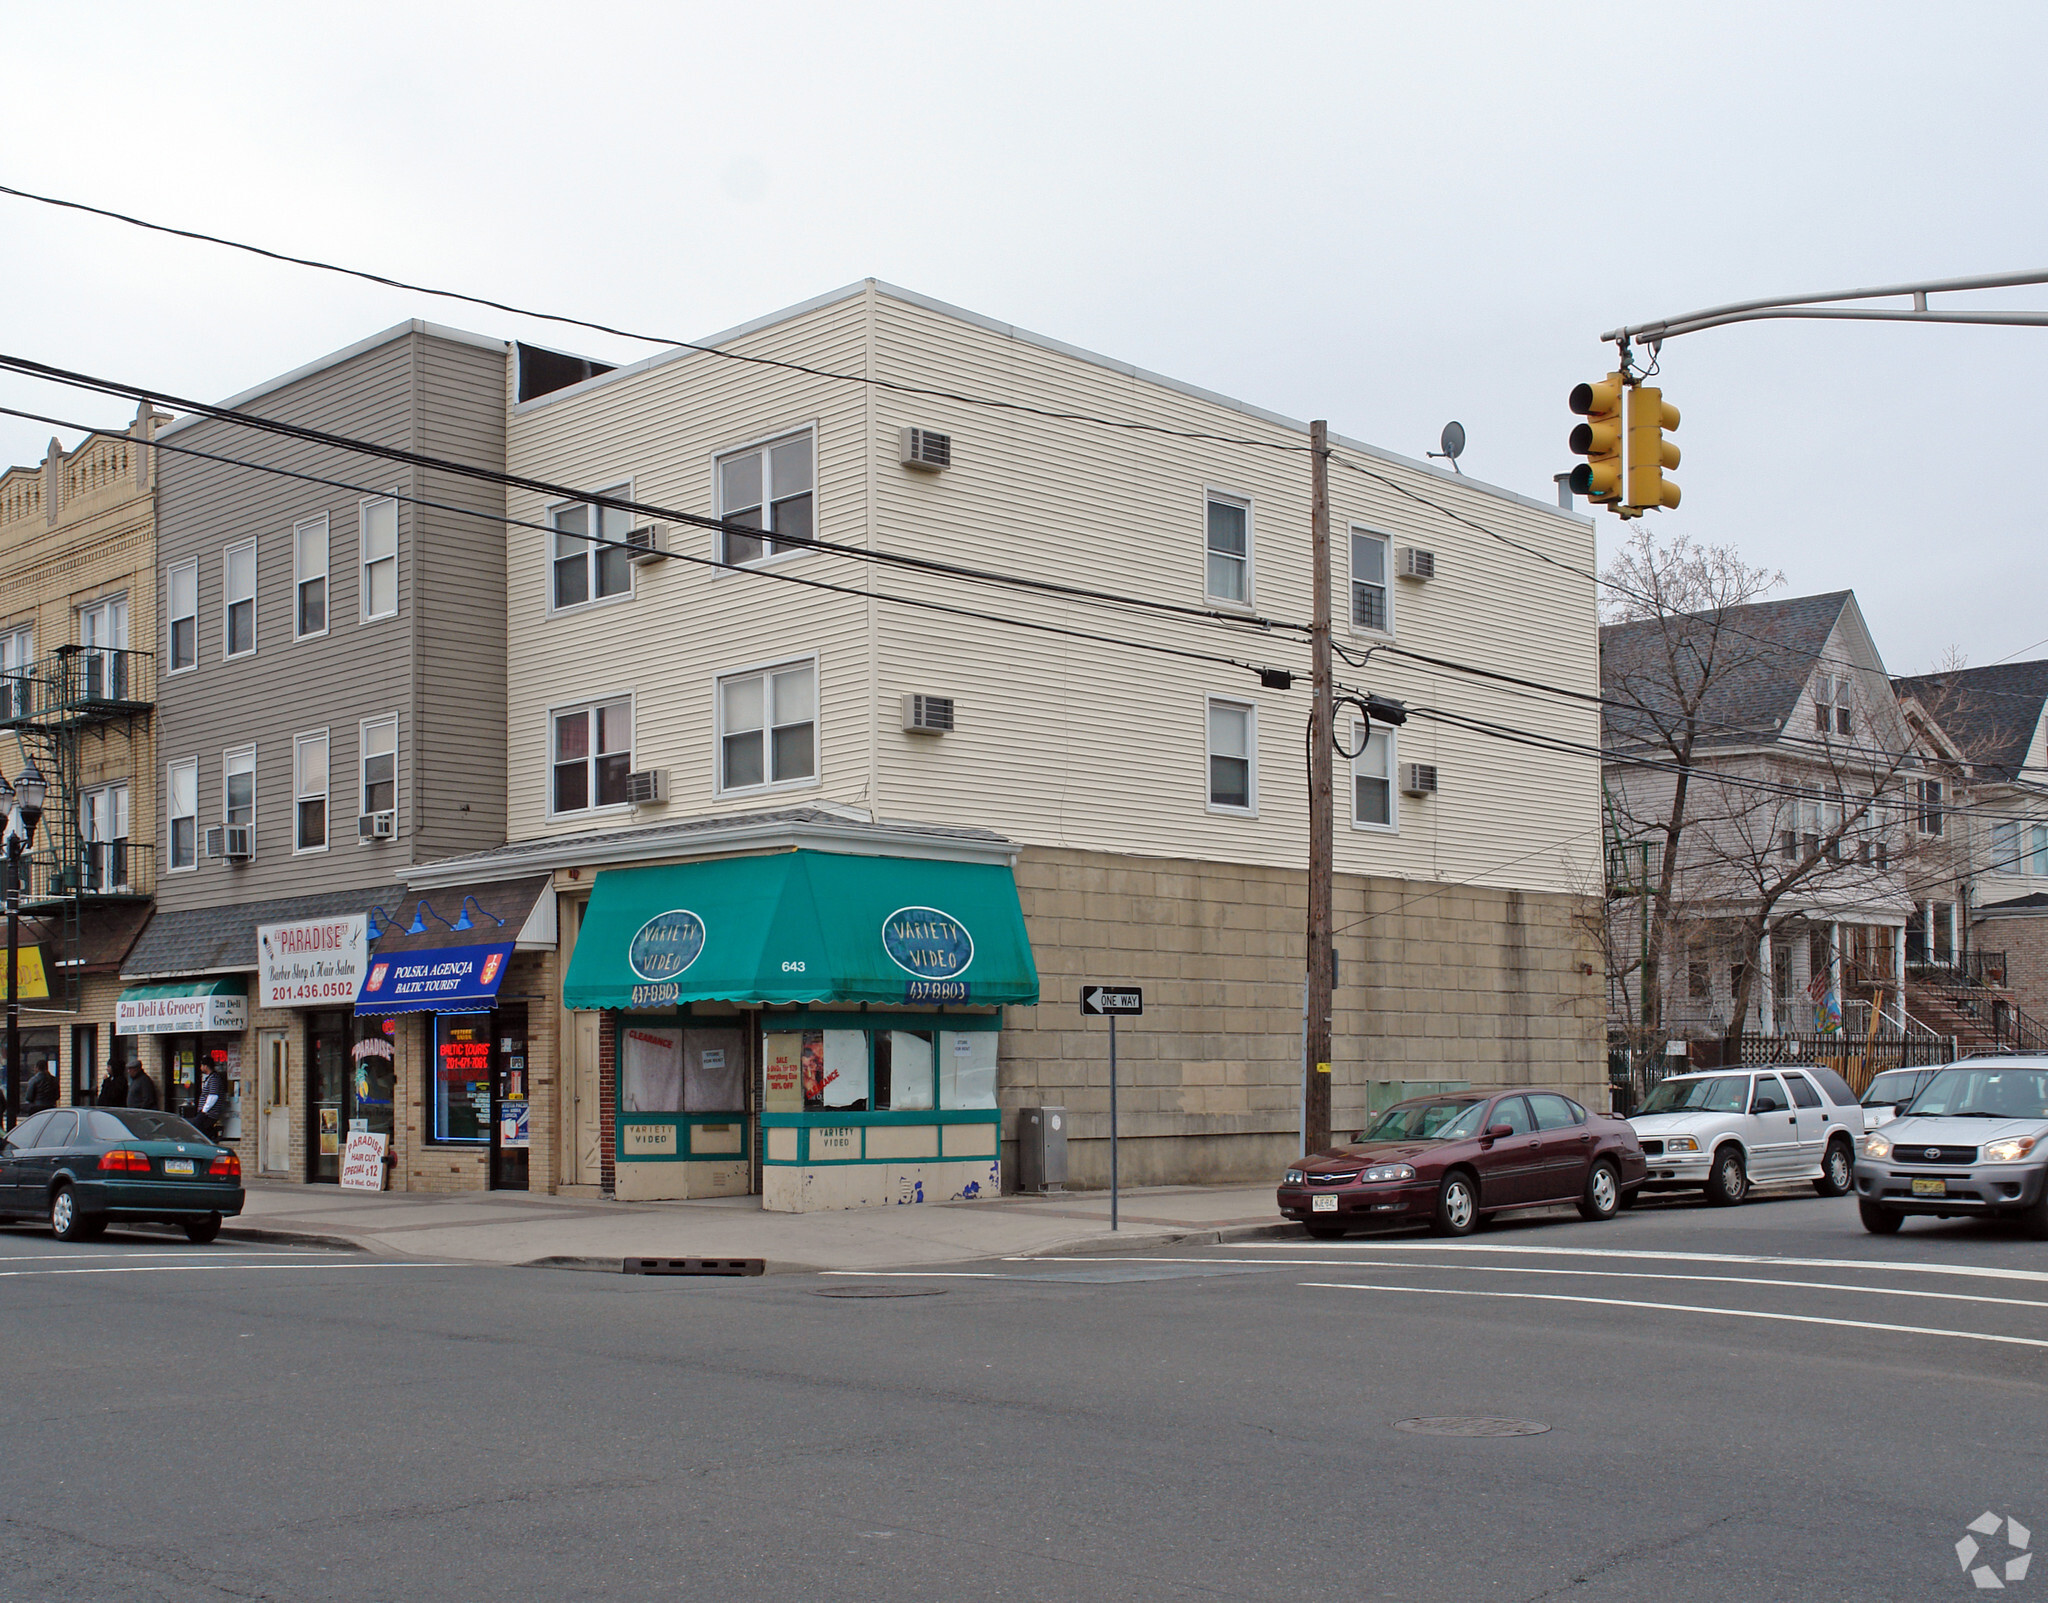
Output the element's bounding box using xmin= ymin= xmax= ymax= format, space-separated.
xmin=1277 ymin=1089 xmax=1647 ymax=1238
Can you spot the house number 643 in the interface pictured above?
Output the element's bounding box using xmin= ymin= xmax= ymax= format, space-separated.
xmin=781 ymin=960 xmax=806 ymax=972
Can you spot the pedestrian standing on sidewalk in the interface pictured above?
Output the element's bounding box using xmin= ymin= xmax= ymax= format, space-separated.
xmin=97 ymin=1059 xmax=125 ymax=1110
xmin=125 ymin=1060 xmax=160 ymax=1110
xmin=20 ymin=1058 xmax=57 ymax=1119
xmin=194 ymin=1062 xmax=229 ymax=1142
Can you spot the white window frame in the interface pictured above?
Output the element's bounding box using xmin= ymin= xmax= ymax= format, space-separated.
xmin=0 ymin=623 xmax=32 ymax=718
xmin=714 ymin=655 xmax=820 ymax=796
xmin=547 ymin=695 xmax=634 ymax=818
xmin=165 ymin=559 xmax=198 ymax=674
xmin=293 ymin=515 xmax=330 ymax=641
xmin=1204 ymin=695 xmax=1258 ymax=816
xmin=82 ymin=780 xmax=132 ymax=891
xmin=223 ymin=539 xmax=257 ymax=660
xmin=166 ymin=757 xmax=198 ymax=873
xmin=360 ymin=496 xmax=400 ymax=623
xmin=223 ymin=746 xmax=256 ymax=850
xmin=1349 ymin=718 xmax=1399 ymax=834
xmin=714 ymin=427 xmax=817 ymax=569
xmin=1350 ymin=527 xmax=1393 ymax=637
xmin=1203 ymin=489 xmax=1254 ymax=608
xmin=359 ymin=714 xmax=399 ymax=834
xmin=293 ymin=729 xmax=329 ymax=855
xmin=546 ymin=482 xmax=636 ymax=615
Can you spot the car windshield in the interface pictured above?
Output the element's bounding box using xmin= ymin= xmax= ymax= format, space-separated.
xmin=1636 ymin=1075 xmax=1749 ymax=1115
xmin=1360 ymin=1099 xmax=1485 ymax=1142
xmin=1904 ymin=1067 xmax=2048 ymax=1121
xmin=1862 ymin=1070 xmax=1927 ymax=1108
xmin=97 ymin=1108 xmax=210 ymax=1143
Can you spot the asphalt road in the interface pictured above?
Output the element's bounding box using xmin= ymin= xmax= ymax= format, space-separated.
xmin=1 ymin=1188 xmax=2042 ymax=1602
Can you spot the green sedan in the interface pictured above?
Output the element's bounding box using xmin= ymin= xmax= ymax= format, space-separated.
xmin=0 ymin=1106 xmax=245 ymax=1242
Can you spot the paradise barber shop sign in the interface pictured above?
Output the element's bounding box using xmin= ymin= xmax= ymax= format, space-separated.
xmin=883 ymin=905 xmax=974 ymax=1003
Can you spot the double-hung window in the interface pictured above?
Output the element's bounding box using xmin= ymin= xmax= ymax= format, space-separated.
xmin=167 ymin=759 xmax=197 ymax=871
xmin=360 ymin=716 xmax=397 ymax=825
xmin=224 ymin=748 xmax=255 ymax=851
xmin=167 ymin=560 xmax=198 ymax=671
xmin=1993 ymin=819 xmax=2023 ymax=872
xmin=1352 ymin=719 xmax=1397 ymax=830
xmin=294 ymin=731 xmax=329 ymax=852
xmin=718 ymin=432 xmax=814 ymax=565
xmin=0 ymin=624 xmax=30 ymax=719
xmin=1915 ymin=778 xmax=1944 ymax=837
xmin=82 ymin=782 xmax=130 ymax=890
xmin=1352 ymin=530 xmax=1391 ymax=634
xmin=294 ymin=516 xmax=329 ymax=638
xmin=1205 ymin=494 xmax=1250 ymax=604
xmin=1206 ymin=698 xmax=1255 ymax=812
xmin=551 ymin=699 xmax=631 ymax=814
xmin=223 ymin=540 xmax=256 ymax=658
xmin=1813 ymin=673 xmax=1852 ymax=736
xmin=79 ymin=594 xmax=128 ymax=700
xmin=361 ymin=498 xmax=399 ymax=621
xmin=549 ymin=488 xmax=633 ymax=610
xmin=718 ymin=661 xmax=816 ymax=791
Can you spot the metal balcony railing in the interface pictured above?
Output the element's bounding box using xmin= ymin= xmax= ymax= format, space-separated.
xmin=0 ymin=646 xmax=154 ymax=728
xmin=17 ymin=839 xmax=156 ymax=907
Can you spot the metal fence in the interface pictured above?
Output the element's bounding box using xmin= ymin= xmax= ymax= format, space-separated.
xmin=1609 ymin=1030 xmax=1957 ymax=1108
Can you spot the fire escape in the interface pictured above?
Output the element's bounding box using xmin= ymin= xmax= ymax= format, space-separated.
xmin=0 ymin=645 xmax=156 ymax=1011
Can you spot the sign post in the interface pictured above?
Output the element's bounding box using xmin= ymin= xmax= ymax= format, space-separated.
xmin=1080 ymin=985 xmax=1143 ymax=1230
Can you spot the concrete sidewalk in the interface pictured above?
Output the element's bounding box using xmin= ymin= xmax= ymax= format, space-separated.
xmin=227 ymin=1179 xmax=1293 ymax=1271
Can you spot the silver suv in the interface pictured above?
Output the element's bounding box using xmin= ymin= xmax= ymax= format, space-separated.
xmin=1630 ymin=1066 xmax=1862 ymax=1205
xmin=1854 ymin=1058 xmax=2048 ymax=1238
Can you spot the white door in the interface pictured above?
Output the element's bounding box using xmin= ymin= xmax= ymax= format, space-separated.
xmin=1783 ymin=1070 xmax=1831 ymax=1173
xmin=1745 ymin=1073 xmax=1802 ymax=1178
xmin=258 ymin=1028 xmax=291 ymax=1174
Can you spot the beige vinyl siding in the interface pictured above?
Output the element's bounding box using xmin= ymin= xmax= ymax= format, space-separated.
xmin=507 ymin=285 xmax=1600 ymax=897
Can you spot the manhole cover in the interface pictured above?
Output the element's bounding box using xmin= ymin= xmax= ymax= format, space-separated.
xmin=1393 ymin=1416 xmax=1550 ymax=1438
xmin=812 ymin=1285 xmax=948 ymax=1299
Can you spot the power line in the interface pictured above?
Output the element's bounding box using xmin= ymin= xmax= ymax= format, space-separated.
xmin=0 ymin=179 xmax=1313 ymax=457
xmin=0 ymin=402 xmax=1296 ymax=685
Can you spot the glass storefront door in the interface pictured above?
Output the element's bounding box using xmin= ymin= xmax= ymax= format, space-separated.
xmin=491 ymin=1006 xmax=529 ymax=1191
xmin=307 ymin=1010 xmax=350 ymax=1182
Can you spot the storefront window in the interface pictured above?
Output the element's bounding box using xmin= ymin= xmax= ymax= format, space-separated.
xmin=619 ymin=1024 xmax=747 ymax=1112
xmin=801 ymin=1029 xmax=870 ymax=1111
xmin=939 ymin=1031 xmax=999 ymax=1109
xmin=433 ymin=1014 xmax=493 ymax=1143
xmin=875 ymin=1030 xmax=934 ymax=1111
xmin=350 ymin=1023 xmax=397 ymax=1140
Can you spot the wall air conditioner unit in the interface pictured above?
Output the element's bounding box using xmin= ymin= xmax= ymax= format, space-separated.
xmin=902 ymin=694 xmax=955 ymax=734
xmin=626 ymin=769 xmax=667 ymax=805
xmin=358 ymin=810 xmax=396 ymax=840
xmin=625 ymin=524 xmax=668 ymax=564
xmin=1401 ymin=763 xmax=1439 ymax=797
xmin=222 ymin=824 xmax=254 ymax=860
xmin=899 ymin=427 xmax=952 ymax=472
xmin=1397 ymin=547 xmax=1436 ymax=581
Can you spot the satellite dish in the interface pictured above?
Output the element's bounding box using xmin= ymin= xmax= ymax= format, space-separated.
xmin=1427 ymin=421 xmax=1466 ymax=473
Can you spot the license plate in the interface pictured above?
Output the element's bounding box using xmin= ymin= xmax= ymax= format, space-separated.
xmin=163 ymin=1159 xmax=194 ymax=1176
xmin=1911 ymin=1177 xmax=1946 ymax=1197
xmin=1311 ymin=1194 xmax=1338 ymax=1212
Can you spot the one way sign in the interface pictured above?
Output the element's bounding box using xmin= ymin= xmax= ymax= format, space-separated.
xmin=1080 ymin=985 xmax=1143 ymax=1016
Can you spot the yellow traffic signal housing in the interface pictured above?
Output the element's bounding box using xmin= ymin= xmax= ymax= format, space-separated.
xmin=1626 ymin=386 xmax=1681 ymax=510
xmin=1568 ymin=373 xmax=1626 ymax=504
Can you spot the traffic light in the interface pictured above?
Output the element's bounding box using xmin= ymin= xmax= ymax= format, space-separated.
xmin=1626 ymin=385 xmax=1681 ymax=510
xmin=1567 ymin=373 xmax=1626 ymax=505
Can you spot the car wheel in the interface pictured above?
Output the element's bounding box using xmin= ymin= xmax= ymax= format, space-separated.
xmin=1858 ymin=1200 xmax=1903 ymax=1235
xmin=1813 ymin=1137 xmax=1855 ymax=1198
xmin=1431 ymin=1172 xmax=1479 ymax=1237
xmin=1704 ymin=1145 xmax=1748 ymax=1207
xmin=50 ymin=1186 xmax=103 ymax=1243
xmin=183 ymin=1212 xmax=223 ymax=1246
xmin=1577 ymin=1160 xmax=1621 ymax=1221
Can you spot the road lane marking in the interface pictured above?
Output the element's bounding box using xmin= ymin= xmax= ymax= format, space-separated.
xmin=1014 ymin=1255 xmax=2048 ymax=1312
xmin=0 ymin=1262 xmax=460 ymax=1278
xmin=1303 ymin=1281 xmax=2048 ymax=1351
xmin=1234 ymin=1242 xmax=2048 ymax=1286
xmin=0 ymin=1250 xmax=340 ymax=1263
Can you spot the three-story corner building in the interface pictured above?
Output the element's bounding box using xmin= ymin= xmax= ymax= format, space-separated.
xmin=127 ymin=320 xmax=526 ymax=1191
xmin=398 ymin=280 xmax=1606 ymax=1209
xmin=0 ymin=404 xmax=166 ymax=1109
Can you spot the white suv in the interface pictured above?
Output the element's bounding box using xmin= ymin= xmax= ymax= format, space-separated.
xmin=1630 ymin=1066 xmax=1862 ymax=1205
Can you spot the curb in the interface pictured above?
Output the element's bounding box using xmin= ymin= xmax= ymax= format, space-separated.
xmin=1021 ymin=1220 xmax=1298 ymax=1257
xmin=219 ymin=1224 xmax=369 ymax=1252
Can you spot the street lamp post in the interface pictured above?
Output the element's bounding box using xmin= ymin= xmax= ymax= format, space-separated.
xmin=1 ymin=762 xmax=46 ymax=1131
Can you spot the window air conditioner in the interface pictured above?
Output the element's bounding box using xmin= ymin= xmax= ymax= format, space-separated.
xmin=625 ymin=524 xmax=668 ymax=564
xmin=358 ymin=810 xmax=396 ymax=840
xmin=222 ymin=824 xmax=254 ymax=860
xmin=1401 ymin=763 xmax=1439 ymax=797
xmin=626 ymin=769 xmax=667 ymax=805
xmin=1397 ymin=547 xmax=1436 ymax=581
xmin=899 ymin=428 xmax=952 ymax=472
xmin=902 ymin=694 xmax=955 ymax=734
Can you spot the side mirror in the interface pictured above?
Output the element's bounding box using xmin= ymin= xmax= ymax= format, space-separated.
xmin=1487 ymin=1123 xmax=1515 ymax=1140
xmin=1894 ymin=1101 xmax=1914 ymax=1116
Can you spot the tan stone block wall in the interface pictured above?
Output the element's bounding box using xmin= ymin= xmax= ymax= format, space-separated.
xmin=1978 ymin=911 xmax=2048 ymax=1025
xmin=1000 ymin=847 xmax=1604 ymax=1187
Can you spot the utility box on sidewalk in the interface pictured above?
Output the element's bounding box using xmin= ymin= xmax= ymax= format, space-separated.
xmin=1017 ymin=1106 xmax=1067 ymax=1192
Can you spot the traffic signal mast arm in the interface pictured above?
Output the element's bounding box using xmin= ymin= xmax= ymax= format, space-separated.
xmin=1602 ymin=266 xmax=2048 ymax=343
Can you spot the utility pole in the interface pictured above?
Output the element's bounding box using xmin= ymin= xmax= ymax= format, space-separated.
xmin=1305 ymin=420 xmax=1334 ymax=1154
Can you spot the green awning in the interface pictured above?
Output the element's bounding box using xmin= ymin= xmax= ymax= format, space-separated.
xmin=116 ymin=976 xmax=250 ymax=1037
xmin=564 ymin=850 xmax=1039 ymax=1011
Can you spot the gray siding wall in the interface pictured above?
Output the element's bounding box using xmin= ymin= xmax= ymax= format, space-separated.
xmin=154 ymin=324 xmax=508 ymax=914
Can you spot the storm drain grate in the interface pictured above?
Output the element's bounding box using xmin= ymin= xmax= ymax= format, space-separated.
xmin=1394 ymin=1417 xmax=1550 ymax=1438
xmin=624 ymin=1258 xmax=764 ymax=1277
xmin=812 ymin=1285 xmax=949 ymax=1298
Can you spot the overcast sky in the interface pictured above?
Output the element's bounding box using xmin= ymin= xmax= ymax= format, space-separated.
xmin=3 ymin=2 xmax=2043 ymax=674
